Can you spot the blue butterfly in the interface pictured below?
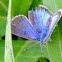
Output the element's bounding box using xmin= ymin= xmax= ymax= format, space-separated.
xmin=11 ymin=5 xmax=62 ymax=44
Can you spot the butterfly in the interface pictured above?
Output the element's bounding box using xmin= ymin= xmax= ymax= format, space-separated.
xmin=11 ymin=5 xmax=62 ymax=44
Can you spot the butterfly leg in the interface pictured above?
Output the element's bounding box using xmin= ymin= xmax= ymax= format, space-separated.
xmin=48 ymin=38 xmax=56 ymax=42
xmin=24 ymin=42 xmax=39 ymax=51
xmin=40 ymin=42 xmax=43 ymax=56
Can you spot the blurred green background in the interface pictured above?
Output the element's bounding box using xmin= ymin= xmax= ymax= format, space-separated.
xmin=0 ymin=0 xmax=62 ymax=62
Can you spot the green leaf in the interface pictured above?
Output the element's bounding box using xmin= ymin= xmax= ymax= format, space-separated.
xmin=0 ymin=16 xmax=6 ymax=38
xmin=0 ymin=0 xmax=8 ymax=16
xmin=0 ymin=0 xmax=8 ymax=38
xmin=43 ymin=0 xmax=62 ymax=62
xmin=0 ymin=40 xmax=4 ymax=62
xmin=12 ymin=40 xmax=49 ymax=62
xmin=29 ymin=0 xmax=43 ymax=10
xmin=11 ymin=0 xmax=33 ymax=16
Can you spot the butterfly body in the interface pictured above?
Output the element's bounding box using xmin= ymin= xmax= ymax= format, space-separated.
xmin=11 ymin=5 xmax=62 ymax=43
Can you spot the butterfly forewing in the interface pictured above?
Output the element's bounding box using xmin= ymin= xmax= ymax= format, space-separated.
xmin=11 ymin=15 xmax=40 ymax=41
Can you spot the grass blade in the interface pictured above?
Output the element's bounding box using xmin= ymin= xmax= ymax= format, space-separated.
xmin=4 ymin=0 xmax=14 ymax=62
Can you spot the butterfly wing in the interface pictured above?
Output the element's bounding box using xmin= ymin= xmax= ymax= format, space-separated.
xmin=43 ymin=10 xmax=62 ymax=42
xmin=28 ymin=5 xmax=62 ymax=42
xmin=28 ymin=5 xmax=51 ymax=34
xmin=11 ymin=15 xmax=40 ymax=41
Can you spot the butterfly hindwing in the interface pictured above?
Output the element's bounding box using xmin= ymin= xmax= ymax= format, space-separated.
xmin=11 ymin=15 xmax=40 ymax=41
xmin=43 ymin=10 xmax=62 ymax=42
